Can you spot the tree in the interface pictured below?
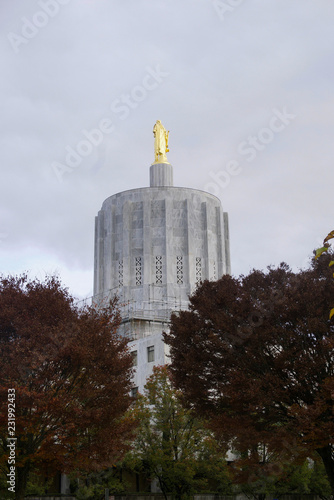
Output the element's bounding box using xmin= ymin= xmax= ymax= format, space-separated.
xmin=164 ymin=255 xmax=334 ymax=496
xmin=129 ymin=366 xmax=231 ymax=500
xmin=315 ymin=230 xmax=334 ymax=319
xmin=70 ymin=466 xmax=129 ymax=500
xmin=0 ymin=274 xmax=136 ymax=500
xmin=229 ymin=448 xmax=331 ymax=500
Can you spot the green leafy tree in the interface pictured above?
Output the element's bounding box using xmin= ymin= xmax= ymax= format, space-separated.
xmin=70 ymin=467 xmax=129 ymax=500
xmin=308 ymin=458 xmax=332 ymax=499
xmin=315 ymin=230 xmax=334 ymax=319
xmin=234 ymin=456 xmax=330 ymax=500
xmin=129 ymin=366 xmax=231 ymax=500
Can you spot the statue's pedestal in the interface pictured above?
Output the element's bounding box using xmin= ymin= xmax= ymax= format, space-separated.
xmin=150 ymin=162 xmax=173 ymax=187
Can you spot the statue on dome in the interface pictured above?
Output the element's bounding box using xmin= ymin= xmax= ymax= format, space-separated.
xmin=153 ymin=120 xmax=169 ymax=164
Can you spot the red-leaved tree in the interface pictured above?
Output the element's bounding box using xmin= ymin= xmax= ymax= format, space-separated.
xmin=164 ymin=255 xmax=334 ymax=496
xmin=0 ymin=275 xmax=135 ymax=500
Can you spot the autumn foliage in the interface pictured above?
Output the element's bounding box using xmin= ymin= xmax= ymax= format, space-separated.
xmin=0 ymin=275 xmax=135 ymax=500
xmin=164 ymin=254 xmax=334 ymax=495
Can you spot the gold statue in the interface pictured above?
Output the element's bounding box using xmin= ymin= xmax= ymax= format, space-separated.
xmin=153 ymin=120 xmax=169 ymax=163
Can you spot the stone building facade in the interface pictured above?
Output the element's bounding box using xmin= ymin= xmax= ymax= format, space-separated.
xmin=93 ymin=161 xmax=231 ymax=392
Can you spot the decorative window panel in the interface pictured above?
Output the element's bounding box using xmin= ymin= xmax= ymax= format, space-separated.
xmin=118 ymin=260 xmax=123 ymax=287
xmin=135 ymin=257 xmax=142 ymax=285
xmin=155 ymin=256 xmax=163 ymax=284
xmin=176 ymin=256 xmax=184 ymax=285
xmin=196 ymin=257 xmax=202 ymax=285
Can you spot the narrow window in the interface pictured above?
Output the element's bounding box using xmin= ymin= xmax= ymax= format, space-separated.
xmin=131 ymin=350 xmax=138 ymax=367
xmin=131 ymin=387 xmax=138 ymax=398
xmin=147 ymin=345 xmax=154 ymax=363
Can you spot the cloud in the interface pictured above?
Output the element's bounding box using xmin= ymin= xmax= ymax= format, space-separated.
xmin=1 ymin=0 xmax=333 ymax=298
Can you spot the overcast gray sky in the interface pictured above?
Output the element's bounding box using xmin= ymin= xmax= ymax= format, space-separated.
xmin=1 ymin=0 xmax=333 ymax=300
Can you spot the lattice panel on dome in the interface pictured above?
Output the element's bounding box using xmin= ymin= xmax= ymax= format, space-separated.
xmin=196 ymin=257 xmax=202 ymax=285
xmin=118 ymin=260 xmax=123 ymax=287
xmin=176 ymin=256 xmax=184 ymax=285
xmin=135 ymin=257 xmax=142 ymax=285
xmin=155 ymin=256 xmax=163 ymax=284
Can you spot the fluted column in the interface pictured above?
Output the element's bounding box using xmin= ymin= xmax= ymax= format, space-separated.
xmin=150 ymin=163 xmax=173 ymax=187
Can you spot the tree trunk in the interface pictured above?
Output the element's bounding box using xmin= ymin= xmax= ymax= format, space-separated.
xmin=316 ymin=444 xmax=334 ymax=497
xmin=156 ymin=473 xmax=169 ymax=500
xmin=16 ymin=462 xmax=31 ymax=500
